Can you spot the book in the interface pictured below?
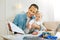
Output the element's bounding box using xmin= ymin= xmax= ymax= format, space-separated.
xmin=8 ymin=21 xmax=25 ymax=34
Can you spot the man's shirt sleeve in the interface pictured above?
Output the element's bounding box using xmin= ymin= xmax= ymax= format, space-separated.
xmin=13 ymin=14 xmax=19 ymax=26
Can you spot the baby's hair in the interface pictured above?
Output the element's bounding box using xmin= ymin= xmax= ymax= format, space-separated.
xmin=37 ymin=11 xmax=42 ymax=15
xmin=36 ymin=11 xmax=42 ymax=18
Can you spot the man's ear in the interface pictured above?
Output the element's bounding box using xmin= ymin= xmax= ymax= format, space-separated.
xmin=8 ymin=23 xmax=12 ymax=32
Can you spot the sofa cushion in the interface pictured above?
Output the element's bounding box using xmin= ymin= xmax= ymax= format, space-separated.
xmin=43 ymin=22 xmax=60 ymax=31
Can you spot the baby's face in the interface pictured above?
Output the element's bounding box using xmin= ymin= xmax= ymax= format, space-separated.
xmin=35 ymin=13 xmax=42 ymax=21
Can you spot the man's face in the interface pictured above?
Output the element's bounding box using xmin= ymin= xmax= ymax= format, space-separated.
xmin=27 ymin=6 xmax=37 ymax=18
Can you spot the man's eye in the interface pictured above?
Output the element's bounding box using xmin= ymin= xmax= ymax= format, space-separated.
xmin=39 ymin=17 xmax=40 ymax=18
xmin=30 ymin=10 xmax=32 ymax=12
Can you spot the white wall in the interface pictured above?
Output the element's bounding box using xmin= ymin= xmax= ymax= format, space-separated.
xmin=54 ymin=0 xmax=60 ymax=21
xmin=38 ymin=0 xmax=54 ymax=21
xmin=0 ymin=0 xmax=8 ymax=35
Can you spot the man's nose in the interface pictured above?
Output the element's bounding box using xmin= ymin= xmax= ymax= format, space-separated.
xmin=31 ymin=12 xmax=34 ymax=15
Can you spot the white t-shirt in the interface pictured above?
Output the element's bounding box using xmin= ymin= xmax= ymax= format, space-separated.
xmin=29 ymin=19 xmax=46 ymax=31
xmin=26 ymin=17 xmax=30 ymax=26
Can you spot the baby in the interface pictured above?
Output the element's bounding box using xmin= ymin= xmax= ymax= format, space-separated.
xmin=28 ymin=11 xmax=46 ymax=34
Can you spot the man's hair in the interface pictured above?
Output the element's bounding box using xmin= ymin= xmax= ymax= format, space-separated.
xmin=29 ymin=4 xmax=39 ymax=10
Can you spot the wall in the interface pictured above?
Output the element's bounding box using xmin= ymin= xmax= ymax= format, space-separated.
xmin=38 ymin=0 xmax=54 ymax=21
xmin=0 ymin=0 xmax=8 ymax=35
xmin=54 ymin=0 xmax=60 ymax=21
xmin=0 ymin=0 xmax=8 ymax=40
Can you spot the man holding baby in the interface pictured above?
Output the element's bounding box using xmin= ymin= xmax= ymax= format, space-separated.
xmin=13 ymin=4 xmax=46 ymax=35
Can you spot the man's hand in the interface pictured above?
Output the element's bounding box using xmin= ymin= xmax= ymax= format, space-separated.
xmin=27 ymin=23 xmax=32 ymax=30
xmin=31 ymin=23 xmax=40 ymax=30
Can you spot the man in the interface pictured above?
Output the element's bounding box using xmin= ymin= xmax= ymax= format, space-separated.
xmin=13 ymin=4 xmax=40 ymax=33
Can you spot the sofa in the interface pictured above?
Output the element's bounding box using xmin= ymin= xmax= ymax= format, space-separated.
xmin=44 ymin=21 xmax=60 ymax=35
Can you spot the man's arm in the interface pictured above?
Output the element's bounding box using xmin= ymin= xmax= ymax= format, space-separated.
xmin=13 ymin=14 xmax=19 ymax=26
xmin=27 ymin=19 xmax=34 ymax=30
xmin=13 ymin=12 xmax=25 ymax=26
